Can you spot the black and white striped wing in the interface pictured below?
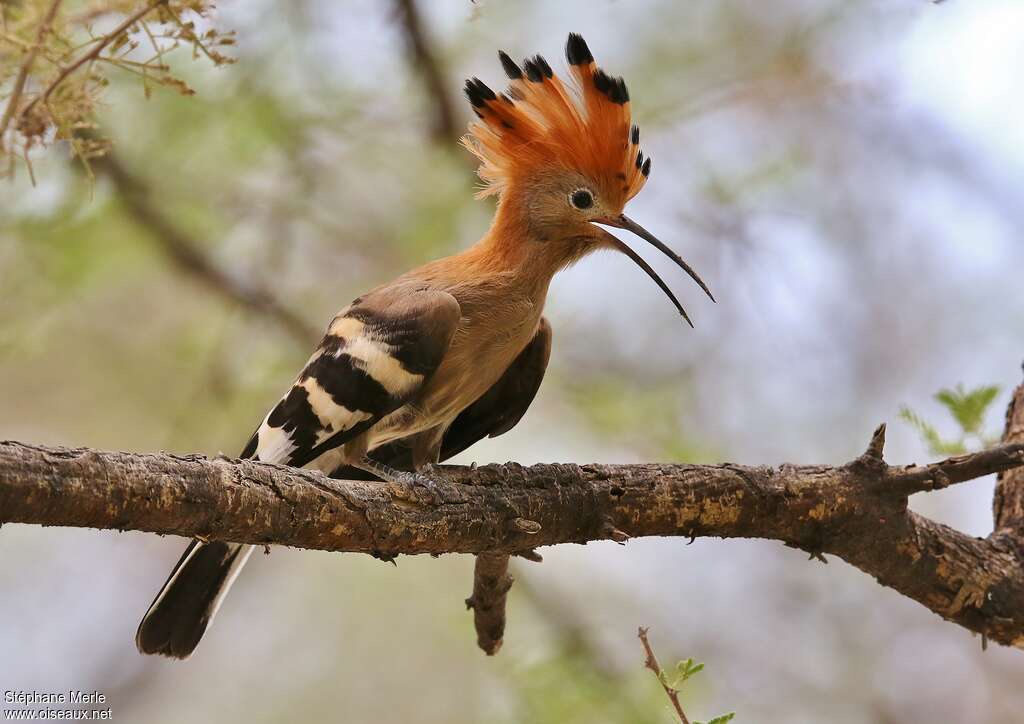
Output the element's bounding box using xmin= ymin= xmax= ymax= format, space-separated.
xmin=240 ymin=285 xmax=460 ymax=469
xmin=332 ymin=317 xmax=552 ymax=476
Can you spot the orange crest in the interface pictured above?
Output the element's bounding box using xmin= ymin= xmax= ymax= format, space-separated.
xmin=462 ymin=33 xmax=650 ymax=207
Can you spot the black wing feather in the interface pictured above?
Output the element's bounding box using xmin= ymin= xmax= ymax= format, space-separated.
xmin=331 ymin=317 xmax=551 ymax=476
xmin=245 ymin=285 xmax=460 ymax=468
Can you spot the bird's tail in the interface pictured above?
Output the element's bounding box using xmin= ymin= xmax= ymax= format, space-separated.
xmin=135 ymin=540 xmax=254 ymax=659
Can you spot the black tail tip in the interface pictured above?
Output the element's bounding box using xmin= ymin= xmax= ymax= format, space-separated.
xmin=566 ymin=33 xmax=593 ymax=65
xmin=135 ymin=621 xmax=201 ymax=660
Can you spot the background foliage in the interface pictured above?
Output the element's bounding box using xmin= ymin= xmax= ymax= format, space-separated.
xmin=2 ymin=1 xmax=1024 ymax=722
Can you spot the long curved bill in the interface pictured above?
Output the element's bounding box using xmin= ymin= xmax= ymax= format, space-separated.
xmin=602 ymin=234 xmax=695 ymax=327
xmin=593 ymin=214 xmax=715 ymax=325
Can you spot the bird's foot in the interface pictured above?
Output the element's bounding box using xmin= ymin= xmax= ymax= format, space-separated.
xmin=355 ymin=458 xmax=440 ymax=499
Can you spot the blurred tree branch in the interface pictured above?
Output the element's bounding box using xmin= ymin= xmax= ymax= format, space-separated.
xmin=88 ymin=148 xmax=318 ymax=345
xmin=0 ymin=0 xmax=63 ymax=144
xmin=4 ymin=398 xmax=1024 ymax=649
xmin=392 ymin=0 xmax=458 ymax=145
xmin=16 ymin=0 xmax=165 ymax=126
xmin=1 ymin=0 xmax=235 ymax=176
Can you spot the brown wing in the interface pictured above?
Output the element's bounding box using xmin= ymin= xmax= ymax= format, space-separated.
xmin=331 ymin=317 xmax=552 ymax=477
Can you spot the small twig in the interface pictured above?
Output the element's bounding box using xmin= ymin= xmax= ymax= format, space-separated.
xmin=638 ymin=627 xmax=690 ymax=724
xmin=602 ymin=517 xmax=631 ymax=543
xmin=18 ymin=0 xmax=165 ymax=124
xmin=0 ymin=0 xmax=64 ymax=145
xmin=160 ymin=1 xmax=225 ymax=66
xmin=513 ymin=549 xmax=543 ymax=563
xmin=1 ymin=31 xmax=36 ymax=51
xmin=887 ymin=440 xmax=1024 ymax=495
xmin=465 ymin=552 xmax=513 ymax=655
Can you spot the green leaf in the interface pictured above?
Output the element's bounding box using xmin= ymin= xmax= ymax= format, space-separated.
xmin=705 ymin=714 xmax=736 ymax=724
xmin=935 ymin=384 xmax=1000 ymax=435
xmin=899 ymin=406 xmax=964 ymax=456
xmin=667 ymin=658 xmax=704 ymax=687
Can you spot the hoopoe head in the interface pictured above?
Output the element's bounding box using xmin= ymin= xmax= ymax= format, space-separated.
xmin=463 ymin=33 xmax=713 ymax=325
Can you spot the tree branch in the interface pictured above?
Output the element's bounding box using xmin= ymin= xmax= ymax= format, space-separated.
xmin=465 ymin=552 xmax=512 ymax=655
xmin=995 ymin=365 xmax=1024 ymax=546
xmin=17 ymin=0 xmax=165 ymax=125
xmin=392 ymin=0 xmax=458 ymax=145
xmin=3 ymin=431 xmax=1024 ymax=648
xmin=89 ymin=149 xmax=318 ymax=345
xmin=0 ymin=0 xmax=63 ymax=146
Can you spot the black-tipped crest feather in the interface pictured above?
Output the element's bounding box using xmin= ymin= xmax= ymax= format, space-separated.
xmin=592 ymin=68 xmax=629 ymax=105
xmin=534 ymin=54 xmax=553 ymax=78
xmin=523 ymin=55 xmax=551 ymax=83
xmin=565 ymin=33 xmax=594 ymax=65
xmin=498 ymin=51 xmax=522 ymax=80
xmin=464 ymin=77 xmax=497 ymax=107
xmin=464 ymin=33 xmax=651 ymax=204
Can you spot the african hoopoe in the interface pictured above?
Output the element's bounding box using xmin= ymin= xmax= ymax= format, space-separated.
xmin=136 ymin=33 xmax=713 ymax=659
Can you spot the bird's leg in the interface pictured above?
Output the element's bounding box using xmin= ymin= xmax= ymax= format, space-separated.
xmin=353 ymin=457 xmax=440 ymax=493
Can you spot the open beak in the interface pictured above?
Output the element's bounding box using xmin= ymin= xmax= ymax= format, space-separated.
xmin=593 ymin=214 xmax=715 ymax=328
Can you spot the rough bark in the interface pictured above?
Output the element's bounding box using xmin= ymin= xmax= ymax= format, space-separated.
xmin=3 ymin=421 xmax=1024 ymax=648
xmin=995 ymin=366 xmax=1024 ymax=547
xmin=465 ymin=552 xmax=513 ymax=655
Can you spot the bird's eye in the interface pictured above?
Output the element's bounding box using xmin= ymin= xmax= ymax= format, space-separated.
xmin=569 ymin=189 xmax=594 ymax=210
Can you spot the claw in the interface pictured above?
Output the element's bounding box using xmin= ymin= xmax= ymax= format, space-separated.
xmin=354 ymin=458 xmax=441 ymax=502
xmin=398 ymin=470 xmax=439 ymax=492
